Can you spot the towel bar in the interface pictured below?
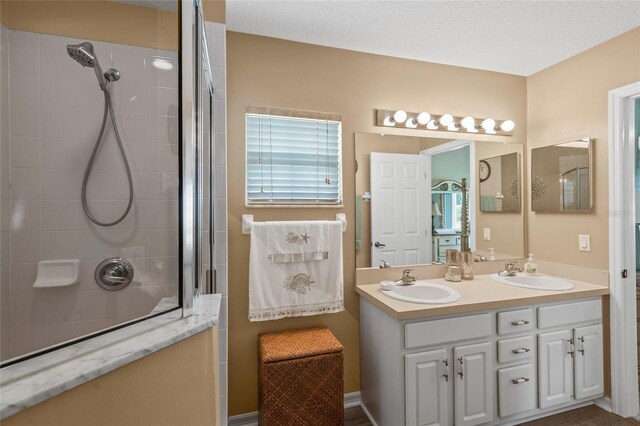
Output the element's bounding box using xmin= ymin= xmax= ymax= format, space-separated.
xmin=242 ymin=214 xmax=347 ymax=235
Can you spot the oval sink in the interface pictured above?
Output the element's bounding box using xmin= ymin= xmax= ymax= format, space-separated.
xmin=491 ymin=273 xmax=574 ymax=291
xmin=381 ymin=281 xmax=461 ymax=304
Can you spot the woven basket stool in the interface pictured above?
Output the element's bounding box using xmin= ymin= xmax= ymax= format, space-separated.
xmin=258 ymin=326 xmax=344 ymax=426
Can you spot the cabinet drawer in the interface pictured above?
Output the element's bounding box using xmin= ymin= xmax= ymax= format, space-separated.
xmin=498 ymin=363 xmax=535 ymax=417
xmin=437 ymin=236 xmax=459 ymax=246
xmin=497 ymin=336 xmax=534 ymax=363
xmin=405 ymin=313 xmax=491 ymax=349
xmin=537 ymin=299 xmax=602 ymax=329
xmin=497 ymin=308 xmax=533 ymax=335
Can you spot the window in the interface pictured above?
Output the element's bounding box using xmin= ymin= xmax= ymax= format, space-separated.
xmin=245 ymin=109 xmax=342 ymax=206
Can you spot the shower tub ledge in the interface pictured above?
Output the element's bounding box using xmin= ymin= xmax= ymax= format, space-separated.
xmin=0 ymin=294 xmax=221 ymax=420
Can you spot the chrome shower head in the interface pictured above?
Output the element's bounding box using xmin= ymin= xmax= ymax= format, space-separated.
xmin=66 ymin=42 xmax=107 ymax=90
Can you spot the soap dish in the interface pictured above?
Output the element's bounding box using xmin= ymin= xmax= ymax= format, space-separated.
xmin=33 ymin=259 xmax=81 ymax=288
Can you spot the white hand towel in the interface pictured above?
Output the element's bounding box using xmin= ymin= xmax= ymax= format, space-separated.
xmin=265 ymin=220 xmax=329 ymax=263
xmin=249 ymin=221 xmax=344 ymax=322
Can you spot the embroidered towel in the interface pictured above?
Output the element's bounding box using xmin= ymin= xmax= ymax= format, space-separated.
xmin=265 ymin=220 xmax=329 ymax=263
xmin=249 ymin=221 xmax=344 ymax=322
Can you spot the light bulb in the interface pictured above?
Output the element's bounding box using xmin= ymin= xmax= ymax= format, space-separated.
xmin=447 ymin=123 xmax=459 ymax=131
xmin=417 ymin=112 xmax=431 ymax=125
xmin=481 ymin=118 xmax=496 ymax=131
xmin=383 ymin=116 xmax=395 ymax=126
xmin=461 ymin=116 xmax=475 ymax=130
xmin=427 ymin=120 xmax=439 ymax=130
xmin=500 ymin=120 xmax=515 ymax=132
xmin=405 ymin=118 xmax=417 ymax=128
xmin=393 ymin=110 xmax=407 ymax=124
xmin=439 ymin=114 xmax=454 ymax=126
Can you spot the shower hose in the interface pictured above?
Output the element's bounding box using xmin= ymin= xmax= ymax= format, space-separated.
xmin=81 ymin=89 xmax=134 ymax=227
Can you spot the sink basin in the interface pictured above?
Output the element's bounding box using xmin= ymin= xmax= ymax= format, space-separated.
xmin=381 ymin=281 xmax=461 ymax=304
xmin=491 ymin=273 xmax=574 ymax=291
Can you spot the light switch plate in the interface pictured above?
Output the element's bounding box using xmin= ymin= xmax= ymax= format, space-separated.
xmin=483 ymin=228 xmax=491 ymax=241
xmin=579 ymin=234 xmax=591 ymax=252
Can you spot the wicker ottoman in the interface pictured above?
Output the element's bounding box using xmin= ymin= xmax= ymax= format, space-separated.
xmin=258 ymin=326 xmax=344 ymax=426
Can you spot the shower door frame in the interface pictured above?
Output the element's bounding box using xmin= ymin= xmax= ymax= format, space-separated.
xmin=608 ymin=80 xmax=640 ymax=418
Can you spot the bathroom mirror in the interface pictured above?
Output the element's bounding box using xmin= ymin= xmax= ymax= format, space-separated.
xmin=479 ymin=152 xmax=521 ymax=212
xmin=531 ymin=138 xmax=593 ymax=212
xmin=355 ymin=133 xmax=525 ymax=269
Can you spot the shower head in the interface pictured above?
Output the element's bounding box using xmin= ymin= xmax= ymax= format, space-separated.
xmin=66 ymin=42 xmax=107 ymax=90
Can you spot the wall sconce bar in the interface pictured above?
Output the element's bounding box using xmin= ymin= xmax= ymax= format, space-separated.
xmin=375 ymin=109 xmax=515 ymax=136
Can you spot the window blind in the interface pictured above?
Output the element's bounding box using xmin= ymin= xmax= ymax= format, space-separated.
xmin=246 ymin=113 xmax=342 ymax=205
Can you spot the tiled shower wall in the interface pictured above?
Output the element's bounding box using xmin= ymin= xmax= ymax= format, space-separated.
xmin=206 ymin=22 xmax=228 ymax=425
xmin=0 ymin=28 xmax=180 ymax=361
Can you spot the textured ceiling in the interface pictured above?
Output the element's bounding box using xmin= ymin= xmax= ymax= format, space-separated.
xmin=227 ymin=0 xmax=640 ymax=76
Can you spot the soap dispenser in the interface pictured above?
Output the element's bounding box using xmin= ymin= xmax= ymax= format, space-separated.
xmin=524 ymin=254 xmax=538 ymax=275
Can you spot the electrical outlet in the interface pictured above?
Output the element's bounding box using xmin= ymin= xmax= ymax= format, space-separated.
xmin=483 ymin=228 xmax=491 ymax=241
xmin=578 ymin=234 xmax=591 ymax=252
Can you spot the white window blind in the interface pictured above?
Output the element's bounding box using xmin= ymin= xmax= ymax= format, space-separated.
xmin=246 ymin=113 xmax=342 ymax=205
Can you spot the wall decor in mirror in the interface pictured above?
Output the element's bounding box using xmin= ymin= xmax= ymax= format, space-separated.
xmin=354 ymin=133 xmax=525 ymax=269
xmin=479 ymin=153 xmax=521 ymax=212
xmin=531 ymin=138 xmax=593 ymax=212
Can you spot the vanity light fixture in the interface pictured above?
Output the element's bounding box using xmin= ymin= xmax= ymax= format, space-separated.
xmin=376 ymin=109 xmax=515 ymax=136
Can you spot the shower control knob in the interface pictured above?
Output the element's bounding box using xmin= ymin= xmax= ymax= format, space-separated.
xmin=95 ymin=257 xmax=134 ymax=291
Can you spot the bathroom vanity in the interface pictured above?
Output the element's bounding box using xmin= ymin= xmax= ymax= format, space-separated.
xmin=356 ymin=274 xmax=608 ymax=426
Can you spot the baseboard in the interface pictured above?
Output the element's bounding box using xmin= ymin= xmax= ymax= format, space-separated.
xmin=594 ymin=396 xmax=612 ymax=412
xmin=360 ymin=402 xmax=379 ymax=426
xmin=228 ymin=391 xmax=362 ymax=426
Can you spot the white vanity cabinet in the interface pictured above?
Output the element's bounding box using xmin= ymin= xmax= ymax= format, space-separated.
xmin=359 ymin=296 xmax=604 ymax=426
xmin=537 ymin=300 xmax=604 ymax=408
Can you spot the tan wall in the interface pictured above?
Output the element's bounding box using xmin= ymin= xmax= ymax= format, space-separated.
xmin=3 ymin=328 xmax=220 ymax=426
xmin=202 ymin=0 xmax=225 ymax=24
xmin=227 ymin=31 xmax=527 ymax=416
xmin=526 ymin=27 xmax=640 ymax=270
xmin=0 ymin=0 xmax=178 ymax=51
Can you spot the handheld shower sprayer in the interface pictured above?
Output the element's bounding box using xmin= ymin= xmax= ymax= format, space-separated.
xmin=66 ymin=42 xmax=133 ymax=227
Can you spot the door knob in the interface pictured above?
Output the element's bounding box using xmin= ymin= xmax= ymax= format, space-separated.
xmin=374 ymin=242 xmax=386 ymax=248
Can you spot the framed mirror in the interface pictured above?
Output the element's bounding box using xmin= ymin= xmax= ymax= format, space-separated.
xmin=479 ymin=152 xmax=521 ymax=212
xmin=355 ymin=133 xmax=525 ymax=269
xmin=531 ymin=138 xmax=593 ymax=212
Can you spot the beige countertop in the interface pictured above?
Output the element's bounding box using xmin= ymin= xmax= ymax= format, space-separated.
xmin=355 ymin=274 xmax=609 ymax=320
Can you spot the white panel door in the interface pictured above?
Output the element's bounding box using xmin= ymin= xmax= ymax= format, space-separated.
xmin=405 ymin=349 xmax=449 ymax=426
xmin=370 ymin=152 xmax=430 ymax=267
xmin=574 ymin=324 xmax=604 ymax=399
xmin=538 ymin=329 xmax=574 ymax=408
xmin=453 ymin=342 xmax=493 ymax=426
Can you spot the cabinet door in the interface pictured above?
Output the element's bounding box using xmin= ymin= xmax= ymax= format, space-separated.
xmin=538 ymin=330 xmax=574 ymax=408
xmin=454 ymin=342 xmax=493 ymax=426
xmin=574 ymin=324 xmax=604 ymax=399
xmin=498 ymin=363 xmax=535 ymax=418
xmin=405 ymin=349 xmax=449 ymax=426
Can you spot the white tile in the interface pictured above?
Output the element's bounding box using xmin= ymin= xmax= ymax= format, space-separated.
xmin=146 ymin=55 xmax=178 ymax=89
xmin=214 ymin=164 xmax=227 ymax=197
xmin=0 ymin=331 xmax=10 ymax=362
xmin=219 ymin=295 xmax=227 ymax=329
xmin=215 ymin=231 xmax=227 ymax=263
xmin=10 ymin=168 xmax=41 ymax=199
xmin=218 ymin=328 xmax=227 ymax=362
xmin=148 ymin=87 xmax=178 ymax=116
xmin=0 ymin=70 xmax=8 ymax=102
xmin=10 ymin=104 xmax=41 ymax=137
xmin=154 ymin=115 xmax=178 ymax=145
xmin=0 ymin=199 xmax=9 ymax=231
xmin=9 ymin=30 xmax=40 ymax=74
xmin=112 ymin=51 xmax=147 ymax=85
xmin=42 ymin=321 xmax=81 ymax=347
xmin=39 ymin=34 xmax=78 ymax=77
xmin=10 ymin=231 xmax=41 ymax=263
xmin=215 ymin=263 xmax=227 ymax=296
xmin=219 ymin=360 xmax=228 ymax=397
xmin=0 ymin=296 xmax=9 ymax=331
xmin=116 ymin=113 xmax=154 ymax=142
xmin=78 ymin=229 xmax=117 ymax=260
xmin=214 ymin=132 xmax=226 ymax=165
xmin=42 ymin=200 xmax=83 ymax=230
xmin=214 ymin=99 xmax=226 ymax=133
xmin=9 ymin=294 xmax=44 ymax=327
xmin=9 ymin=71 xmax=40 ymax=105
xmin=76 ymin=109 xmax=104 ymax=140
xmin=41 ymin=169 xmax=82 ymax=200
xmin=1 ymin=167 xmax=10 ymax=199
xmin=76 ymin=78 xmax=104 ymax=110
xmin=211 ymin=31 xmax=225 ymax=67
xmin=146 ymin=229 xmax=178 ymax=257
xmin=213 ymin=66 xmax=226 ymax=100
xmin=42 ymin=230 xmax=79 ymax=260
xmin=111 ymin=82 xmax=148 ymax=114
xmin=10 ymin=325 xmax=43 ymax=358
xmin=41 ymin=106 xmax=77 ymax=139
xmin=0 ymin=131 xmax=8 ymax=168
xmin=10 ymin=199 xmax=41 ymax=231
xmin=11 ymin=136 xmax=41 ymax=168
xmin=0 ymin=231 xmax=9 ymax=266
xmin=1 ymin=99 xmax=9 ymax=134
xmin=214 ymin=197 xmax=227 ymax=232
xmin=10 ymin=262 xmax=38 ymax=295
xmin=41 ymin=73 xmax=76 ymax=108
xmin=42 ymin=138 xmax=89 ymax=170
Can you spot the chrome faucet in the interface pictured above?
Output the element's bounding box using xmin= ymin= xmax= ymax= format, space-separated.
xmin=396 ymin=269 xmax=417 ymax=286
xmin=499 ymin=261 xmax=522 ymax=277
xmin=379 ymin=260 xmax=391 ymax=269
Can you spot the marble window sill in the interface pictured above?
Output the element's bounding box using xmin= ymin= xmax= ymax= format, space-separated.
xmin=0 ymin=294 xmax=221 ymax=420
